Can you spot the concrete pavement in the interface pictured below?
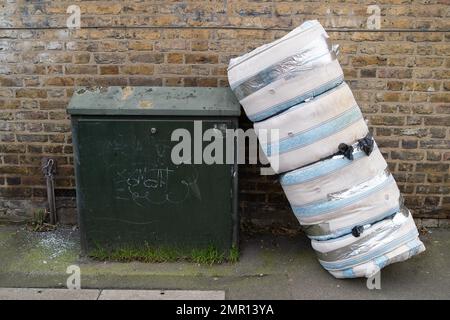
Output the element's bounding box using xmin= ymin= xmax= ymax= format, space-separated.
xmin=0 ymin=288 xmax=225 ymax=300
xmin=0 ymin=224 xmax=448 ymax=299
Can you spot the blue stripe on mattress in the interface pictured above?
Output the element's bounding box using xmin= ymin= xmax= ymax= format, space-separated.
xmin=343 ymin=268 xmax=355 ymax=278
xmin=319 ymin=229 xmax=418 ymax=271
xmin=406 ymin=239 xmax=423 ymax=257
xmin=264 ymin=105 xmax=363 ymax=156
xmin=374 ymin=255 xmax=389 ymax=269
xmin=248 ymin=75 xmax=344 ymax=122
xmin=293 ymin=174 xmax=395 ymax=218
xmin=280 ymin=148 xmax=370 ymax=186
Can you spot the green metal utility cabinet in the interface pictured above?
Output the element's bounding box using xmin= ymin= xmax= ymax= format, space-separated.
xmin=68 ymin=87 xmax=240 ymax=254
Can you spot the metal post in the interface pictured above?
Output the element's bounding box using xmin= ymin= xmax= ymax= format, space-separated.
xmin=42 ymin=158 xmax=57 ymax=225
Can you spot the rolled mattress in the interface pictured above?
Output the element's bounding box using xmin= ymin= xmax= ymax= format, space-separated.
xmin=228 ymin=20 xmax=343 ymax=122
xmin=227 ymin=19 xmax=425 ymax=279
xmin=254 ymin=82 xmax=369 ymax=173
xmin=311 ymin=209 xmax=425 ymax=278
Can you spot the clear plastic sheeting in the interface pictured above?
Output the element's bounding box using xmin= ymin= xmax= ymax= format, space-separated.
xmin=327 ymin=168 xmax=393 ymax=202
xmin=227 ymin=19 xmax=425 ymax=279
xmin=228 ymin=20 xmax=343 ymax=122
xmin=312 ymin=210 xmax=425 ymax=278
xmin=228 ymin=20 xmax=326 ymax=79
xmin=231 ymin=37 xmax=338 ymax=101
xmin=280 ymin=144 xmax=388 ymax=205
xmin=331 ymin=238 xmax=425 ymax=278
xmin=293 ymin=169 xmax=402 ymax=240
xmin=278 ymin=143 xmax=405 ymax=241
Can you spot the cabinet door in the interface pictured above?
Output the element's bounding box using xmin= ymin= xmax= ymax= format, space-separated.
xmin=73 ymin=118 xmax=237 ymax=253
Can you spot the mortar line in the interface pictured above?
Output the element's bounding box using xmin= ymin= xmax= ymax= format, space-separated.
xmin=0 ymin=26 xmax=448 ymax=32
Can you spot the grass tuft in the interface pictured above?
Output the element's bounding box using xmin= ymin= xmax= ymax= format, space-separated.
xmin=191 ymin=246 xmax=225 ymax=265
xmin=89 ymin=243 xmax=240 ymax=265
xmin=26 ymin=208 xmax=56 ymax=232
xmin=228 ymin=245 xmax=239 ymax=263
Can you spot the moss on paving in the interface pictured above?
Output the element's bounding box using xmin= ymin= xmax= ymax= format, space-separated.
xmin=89 ymin=244 xmax=240 ymax=265
xmin=0 ymin=225 xmax=79 ymax=274
xmin=0 ymin=225 xmax=297 ymax=280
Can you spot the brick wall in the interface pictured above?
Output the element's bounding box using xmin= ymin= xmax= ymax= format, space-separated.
xmin=0 ymin=1 xmax=448 ymax=227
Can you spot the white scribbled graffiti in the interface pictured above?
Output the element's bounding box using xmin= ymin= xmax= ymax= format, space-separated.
xmin=114 ymin=166 xmax=200 ymax=206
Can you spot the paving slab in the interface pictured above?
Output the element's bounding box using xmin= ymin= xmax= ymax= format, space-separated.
xmin=0 ymin=288 xmax=100 ymax=300
xmin=98 ymin=289 xmax=225 ymax=300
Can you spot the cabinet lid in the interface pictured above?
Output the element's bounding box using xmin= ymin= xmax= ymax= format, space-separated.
xmin=68 ymin=86 xmax=241 ymax=116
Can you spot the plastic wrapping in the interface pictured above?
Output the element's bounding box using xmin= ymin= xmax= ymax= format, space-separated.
xmin=231 ymin=38 xmax=337 ymax=101
xmin=228 ymin=20 xmax=325 ymax=77
xmin=330 ymin=238 xmax=425 ymax=278
xmin=254 ymin=82 xmax=369 ymax=173
xmin=295 ymin=169 xmax=401 ymax=240
xmin=311 ymin=209 xmax=425 ymax=278
xmin=280 ymin=143 xmax=387 ymax=205
xmin=228 ymin=20 xmax=343 ymax=122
